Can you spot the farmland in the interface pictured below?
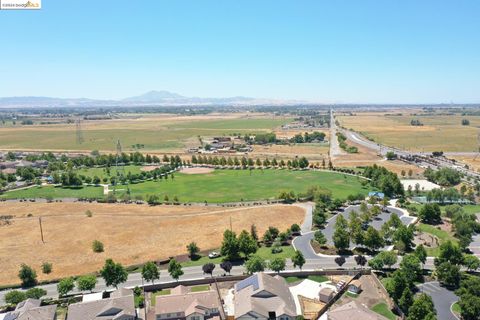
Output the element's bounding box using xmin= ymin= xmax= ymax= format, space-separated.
xmin=337 ymin=112 xmax=480 ymax=152
xmin=1 ymin=169 xmax=369 ymax=202
xmin=0 ymin=113 xmax=291 ymax=153
xmin=0 ymin=202 xmax=305 ymax=286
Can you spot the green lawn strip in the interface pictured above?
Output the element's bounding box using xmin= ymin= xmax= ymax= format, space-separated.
xmin=451 ymin=302 xmax=461 ymax=314
xmin=151 ymin=289 xmax=171 ymax=306
xmin=284 ymin=275 xmax=328 ymax=284
xmin=1 ymin=185 xmax=103 ymax=199
xmin=371 ymin=302 xmax=396 ymax=320
xmin=462 ymin=205 xmax=480 ymax=215
xmin=190 ymin=284 xmax=210 ymax=292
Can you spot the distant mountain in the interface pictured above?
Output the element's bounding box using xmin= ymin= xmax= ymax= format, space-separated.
xmin=0 ymin=91 xmax=305 ymax=108
xmin=122 ymin=90 xmax=185 ymax=102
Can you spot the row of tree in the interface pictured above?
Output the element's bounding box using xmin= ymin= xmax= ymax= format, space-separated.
xmin=191 ymin=155 xmax=310 ymax=169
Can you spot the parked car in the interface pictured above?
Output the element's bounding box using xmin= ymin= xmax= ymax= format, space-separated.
xmin=208 ymin=251 xmax=220 ymax=259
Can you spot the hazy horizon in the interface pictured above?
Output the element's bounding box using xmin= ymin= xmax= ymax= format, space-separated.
xmin=1 ymin=0 xmax=480 ymax=104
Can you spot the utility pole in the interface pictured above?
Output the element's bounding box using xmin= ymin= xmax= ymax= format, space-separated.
xmin=39 ymin=217 xmax=44 ymax=243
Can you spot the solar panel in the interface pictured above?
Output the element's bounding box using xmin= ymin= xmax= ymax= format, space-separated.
xmin=235 ymin=274 xmax=259 ymax=291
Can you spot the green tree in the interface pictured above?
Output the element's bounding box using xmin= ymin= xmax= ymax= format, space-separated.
xmin=292 ymin=251 xmax=306 ymax=270
xmin=458 ymin=294 xmax=480 ymax=320
xmin=220 ymin=230 xmax=240 ymax=260
xmin=77 ymin=275 xmax=97 ymax=292
xmin=269 ymin=257 xmax=286 ymax=273
xmin=400 ymin=254 xmax=422 ymax=283
xmin=245 ymin=255 xmax=266 ymax=274
xmin=57 ymin=277 xmax=75 ymax=297
xmin=414 ymin=244 xmax=427 ymax=266
xmin=434 ymin=240 xmax=463 ymax=266
xmin=5 ymin=290 xmax=27 ymax=305
xmin=363 ymin=226 xmax=384 ymax=252
xmin=436 ymin=261 xmax=461 ymax=288
xmin=18 ymin=264 xmax=37 ymax=287
xmin=398 ymin=288 xmax=414 ymax=314
xmin=25 ymin=287 xmax=47 ymax=299
xmin=419 ymin=203 xmax=442 ymax=224
xmin=462 ymin=254 xmax=480 ymax=272
xmin=141 ymin=261 xmax=160 ymax=284
xmin=333 ymin=215 xmax=350 ymax=251
xmin=238 ymin=230 xmax=258 ymax=258
xmin=314 ymin=230 xmax=327 ymax=246
xmin=168 ymin=259 xmax=184 ymax=281
xmin=385 ymin=270 xmax=410 ymax=303
xmin=186 ymin=242 xmax=200 ymax=258
xmin=100 ymin=259 xmax=128 ymax=288
xmin=407 ymin=293 xmax=436 ymax=320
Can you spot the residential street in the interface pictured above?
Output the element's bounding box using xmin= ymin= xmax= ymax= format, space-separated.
xmin=417 ymin=281 xmax=459 ymax=320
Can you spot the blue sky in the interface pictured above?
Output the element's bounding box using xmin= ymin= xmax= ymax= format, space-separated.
xmin=1 ymin=0 xmax=479 ymax=103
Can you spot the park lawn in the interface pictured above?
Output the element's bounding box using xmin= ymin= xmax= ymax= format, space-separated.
xmin=417 ymin=223 xmax=458 ymax=256
xmin=462 ymin=204 xmax=480 ymax=215
xmin=1 ymin=185 xmax=103 ymax=199
xmin=76 ymin=165 xmax=143 ymax=180
xmin=284 ymin=275 xmax=328 ymax=284
xmin=125 ymin=169 xmax=368 ymax=203
xmin=370 ymin=302 xmax=396 ymax=320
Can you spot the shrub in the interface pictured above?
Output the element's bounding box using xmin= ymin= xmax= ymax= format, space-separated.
xmin=41 ymin=262 xmax=52 ymax=274
xmin=92 ymin=240 xmax=104 ymax=253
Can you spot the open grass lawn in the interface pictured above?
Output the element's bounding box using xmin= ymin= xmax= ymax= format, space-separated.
xmin=125 ymin=169 xmax=368 ymax=203
xmin=76 ymin=165 xmax=143 ymax=179
xmin=370 ymin=302 xmax=396 ymax=320
xmin=284 ymin=274 xmax=328 ymax=284
xmin=2 ymin=169 xmax=368 ymax=202
xmin=1 ymin=185 xmax=103 ymax=199
xmin=0 ymin=114 xmax=291 ymax=152
xmin=338 ymin=113 xmax=480 ymax=152
xmin=462 ymin=204 xmax=480 ymax=215
xmin=452 ymin=302 xmax=461 ymax=314
xmin=417 ymin=223 xmax=458 ymax=256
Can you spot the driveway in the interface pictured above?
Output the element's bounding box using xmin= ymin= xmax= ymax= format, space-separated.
xmin=417 ymin=281 xmax=459 ymax=320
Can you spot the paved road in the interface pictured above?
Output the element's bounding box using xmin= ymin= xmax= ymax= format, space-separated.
xmin=329 ymin=109 xmax=344 ymax=159
xmin=417 ymin=281 xmax=459 ymax=320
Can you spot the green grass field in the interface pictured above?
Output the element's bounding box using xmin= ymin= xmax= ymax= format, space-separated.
xmin=1 ymin=185 xmax=103 ymax=199
xmin=1 ymin=169 xmax=368 ymax=202
xmin=123 ymin=169 xmax=368 ymax=203
xmin=370 ymin=302 xmax=396 ymax=320
xmin=76 ymin=165 xmax=143 ymax=179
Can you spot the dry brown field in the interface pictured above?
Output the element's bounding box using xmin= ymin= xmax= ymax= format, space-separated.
xmin=251 ymin=144 xmax=329 ymax=162
xmin=450 ymin=155 xmax=480 ymax=173
xmin=337 ymin=112 xmax=480 ymax=152
xmin=332 ymin=134 xmax=424 ymax=176
xmin=0 ymin=202 xmax=304 ymax=286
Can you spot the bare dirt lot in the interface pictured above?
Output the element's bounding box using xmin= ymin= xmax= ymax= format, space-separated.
xmin=0 ymin=202 xmax=305 ymax=286
xmin=180 ymin=167 xmax=215 ymax=174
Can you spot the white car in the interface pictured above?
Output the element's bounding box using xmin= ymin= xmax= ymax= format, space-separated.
xmin=208 ymin=251 xmax=220 ymax=259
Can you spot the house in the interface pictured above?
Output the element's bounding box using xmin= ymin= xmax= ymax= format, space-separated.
xmin=154 ymin=285 xmax=221 ymax=320
xmin=67 ymin=288 xmax=136 ymax=320
xmin=318 ymin=287 xmax=334 ymax=303
xmin=234 ymin=273 xmax=297 ymax=320
xmin=0 ymin=298 xmax=57 ymax=320
xmin=328 ymin=301 xmax=387 ymax=320
xmin=348 ymin=280 xmax=362 ymax=294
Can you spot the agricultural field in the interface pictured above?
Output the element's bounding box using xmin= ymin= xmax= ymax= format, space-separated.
xmin=1 ymin=169 xmax=369 ymax=202
xmin=0 ymin=202 xmax=305 ymax=286
xmin=337 ymin=112 xmax=480 ymax=152
xmin=0 ymin=113 xmax=291 ymax=153
xmin=251 ymin=143 xmax=329 ymax=162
